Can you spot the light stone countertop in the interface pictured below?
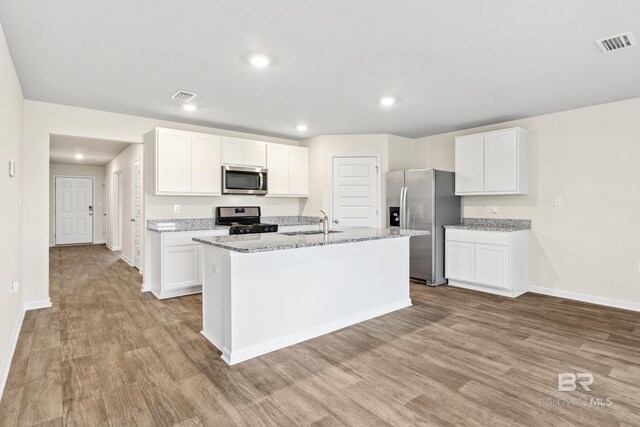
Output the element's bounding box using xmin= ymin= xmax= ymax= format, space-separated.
xmin=193 ymin=228 xmax=430 ymax=253
xmin=444 ymin=218 xmax=531 ymax=232
xmin=147 ymin=216 xmax=321 ymax=232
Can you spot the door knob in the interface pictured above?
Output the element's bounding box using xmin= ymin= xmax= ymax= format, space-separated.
xmin=334 ymin=219 xmax=339 ymax=224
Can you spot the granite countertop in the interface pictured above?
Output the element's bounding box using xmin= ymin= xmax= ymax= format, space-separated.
xmin=444 ymin=218 xmax=531 ymax=232
xmin=147 ymin=218 xmax=226 ymax=232
xmin=193 ymin=228 xmax=430 ymax=253
xmin=147 ymin=216 xmax=321 ymax=232
xmin=262 ymin=216 xmax=321 ymax=226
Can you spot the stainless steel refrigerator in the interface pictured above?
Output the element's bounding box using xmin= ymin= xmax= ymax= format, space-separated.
xmin=387 ymin=169 xmax=461 ymax=286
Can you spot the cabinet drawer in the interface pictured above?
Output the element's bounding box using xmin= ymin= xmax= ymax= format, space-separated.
xmin=445 ymin=229 xmax=510 ymax=246
xmin=163 ymin=230 xmax=228 ymax=247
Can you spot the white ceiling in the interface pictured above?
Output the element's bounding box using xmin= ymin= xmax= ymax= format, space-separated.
xmin=49 ymin=135 xmax=132 ymax=166
xmin=2 ymin=1 xmax=640 ymax=139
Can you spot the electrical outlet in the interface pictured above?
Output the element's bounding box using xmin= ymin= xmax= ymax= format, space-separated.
xmin=9 ymin=280 xmax=18 ymax=295
xmin=485 ymin=205 xmax=492 ymax=214
xmin=174 ymin=204 xmax=180 ymax=213
xmin=554 ymin=196 xmax=562 ymax=207
xmin=491 ymin=205 xmax=499 ymax=214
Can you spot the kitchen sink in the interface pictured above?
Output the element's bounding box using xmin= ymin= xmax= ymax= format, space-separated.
xmin=280 ymin=230 xmax=343 ymax=236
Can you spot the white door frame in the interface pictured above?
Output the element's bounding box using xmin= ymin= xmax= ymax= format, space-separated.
xmin=53 ymin=175 xmax=95 ymax=245
xmin=329 ymin=154 xmax=382 ymax=228
xmin=103 ymin=175 xmax=107 ymax=244
xmin=131 ymin=159 xmax=141 ymax=269
xmin=112 ymin=170 xmax=124 ymax=251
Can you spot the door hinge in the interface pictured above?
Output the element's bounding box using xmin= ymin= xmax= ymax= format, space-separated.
xmin=375 ymin=166 xmax=379 ymax=173
xmin=376 ymin=209 xmax=379 ymax=216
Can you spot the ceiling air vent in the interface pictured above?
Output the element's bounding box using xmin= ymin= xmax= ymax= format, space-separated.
xmin=595 ymin=32 xmax=637 ymax=53
xmin=171 ymin=90 xmax=198 ymax=102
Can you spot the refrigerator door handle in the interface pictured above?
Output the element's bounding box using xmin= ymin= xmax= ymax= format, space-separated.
xmin=399 ymin=187 xmax=404 ymax=229
xmin=402 ymin=186 xmax=408 ymax=230
xmin=399 ymin=186 xmax=407 ymax=229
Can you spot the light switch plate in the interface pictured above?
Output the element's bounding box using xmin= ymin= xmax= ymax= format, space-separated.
xmin=485 ymin=205 xmax=492 ymax=214
xmin=554 ymin=196 xmax=562 ymax=207
xmin=8 ymin=160 xmax=15 ymax=177
xmin=174 ymin=204 xmax=180 ymax=213
xmin=491 ymin=205 xmax=499 ymax=214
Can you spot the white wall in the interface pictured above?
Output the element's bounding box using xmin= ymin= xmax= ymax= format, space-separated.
xmin=49 ymin=163 xmax=106 ymax=246
xmin=0 ymin=20 xmax=24 ymax=399
xmin=23 ymin=101 xmax=299 ymax=305
xmin=299 ymin=134 xmax=417 ymax=226
xmin=416 ymin=97 xmax=640 ymax=307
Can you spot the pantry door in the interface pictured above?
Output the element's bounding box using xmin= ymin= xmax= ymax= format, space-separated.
xmin=331 ymin=156 xmax=380 ymax=228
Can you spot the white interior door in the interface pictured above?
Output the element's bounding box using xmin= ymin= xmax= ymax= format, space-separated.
xmin=55 ymin=176 xmax=94 ymax=245
xmin=132 ymin=160 xmax=142 ymax=269
xmin=332 ymin=156 xmax=379 ymax=228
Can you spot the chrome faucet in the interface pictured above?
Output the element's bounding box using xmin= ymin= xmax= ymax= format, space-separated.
xmin=320 ymin=210 xmax=329 ymax=235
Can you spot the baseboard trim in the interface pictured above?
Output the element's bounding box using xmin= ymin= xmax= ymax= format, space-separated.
xmin=529 ymin=286 xmax=640 ymax=313
xmin=94 ymin=240 xmax=106 ymax=244
xmin=202 ymin=298 xmax=412 ymax=365
xmin=23 ymin=299 xmax=53 ymax=311
xmin=0 ymin=307 xmax=25 ymax=401
xmin=121 ymin=255 xmax=133 ymax=266
xmin=106 ymin=243 xmax=121 ymax=251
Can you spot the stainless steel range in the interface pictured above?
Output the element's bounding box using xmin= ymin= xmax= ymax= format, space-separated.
xmin=215 ymin=206 xmax=278 ymax=235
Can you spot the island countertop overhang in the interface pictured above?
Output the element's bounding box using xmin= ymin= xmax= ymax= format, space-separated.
xmin=193 ymin=228 xmax=429 ymax=253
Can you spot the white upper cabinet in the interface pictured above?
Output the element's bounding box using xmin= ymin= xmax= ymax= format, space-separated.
xmin=454 ymin=133 xmax=484 ymax=193
xmin=191 ymin=133 xmax=222 ymax=194
xmin=156 ymin=128 xmax=191 ymax=193
xmin=266 ymin=144 xmax=289 ymax=195
xmin=155 ymin=128 xmax=221 ymax=196
xmin=266 ymin=144 xmax=309 ymax=197
xmin=221 ymin=137 xmax=266 ymax=167
xmin=155 ymin=128 xmax=307 ymax=197
xmin=455 ymin=127 xmax=527 ymax=195
xmin=288 ymin=146 xmax=309 ymax=196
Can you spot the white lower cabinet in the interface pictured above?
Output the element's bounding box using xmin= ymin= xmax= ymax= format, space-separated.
xmin=148 ymin=229 xmax=229 ymax=299
xmin=445 ymin=228 xmax=528 ymax=297
xmin=163 ymin=245 xmax=200 ymax=291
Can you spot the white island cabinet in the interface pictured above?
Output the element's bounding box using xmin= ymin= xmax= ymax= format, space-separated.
xmin=195 ymin=228 xmax=427 ymax=365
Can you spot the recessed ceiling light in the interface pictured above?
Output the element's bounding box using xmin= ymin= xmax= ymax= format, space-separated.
xmin=183 ymin=103 xmax=197 ymax=111
xmin=379 ymin=96 xmax=396 ymax=107
xmin=249 ymin=54 xmax=271 ymax=68
xmin=296 ymin=124 xmax=308 ymax=132
xmin=75 ymin=153 xmax=84 ymax=160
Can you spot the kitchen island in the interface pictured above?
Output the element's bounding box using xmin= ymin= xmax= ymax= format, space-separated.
xmin=194 ymin=228 xmax=429 ymax=365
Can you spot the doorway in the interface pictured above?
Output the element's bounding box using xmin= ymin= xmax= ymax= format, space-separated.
xmin=54 ymin=176 xmax=94 ymax=245
xmin=331 ymin=156 xmax=381 ymax=228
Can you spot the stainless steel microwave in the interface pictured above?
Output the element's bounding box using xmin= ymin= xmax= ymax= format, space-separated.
xmin=222 ymin=165 xmax=268 ymax=195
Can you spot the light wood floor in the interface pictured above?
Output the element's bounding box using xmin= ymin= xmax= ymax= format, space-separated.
xmin=1 ymin=244 xmax=639 ymax=426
